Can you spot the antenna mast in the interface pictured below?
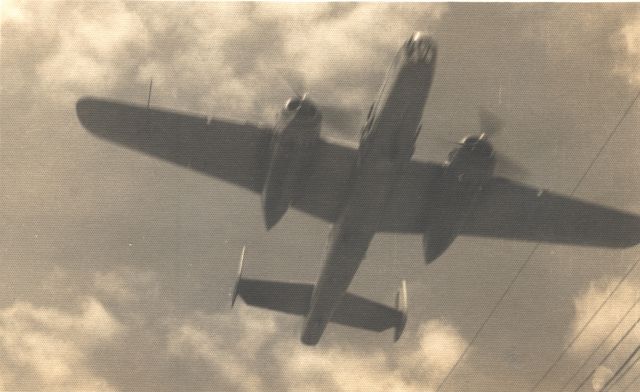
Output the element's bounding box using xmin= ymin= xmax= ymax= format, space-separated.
xmin=147 ymin=78 xmax=153 ymax=108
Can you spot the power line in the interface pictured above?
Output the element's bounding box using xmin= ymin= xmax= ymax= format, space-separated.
xmin=600 ymin=344 xmax=640 ymax=392
xmin=530 ymin=258 xmax=640 ymax=391
xmin=434 ymin=242 xmax=540 ymax=392
xmin=605 ymin=351 xmax=640 ymax=392
xmin=571 ymin=314 xmax=640 ymax=392
xmin=559 ymin=296 xmax=640 ymax=391
xmin=620 ymin=368 xmax=640 ymax=392
xmin=435 ymin=89 xmax=640 ymax=392
xmin=569 ymin=89 xmax=640 ymax=195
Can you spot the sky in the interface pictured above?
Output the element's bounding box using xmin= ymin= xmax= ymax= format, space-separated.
xmin=2 ymin=2 xmax=640 ymax=391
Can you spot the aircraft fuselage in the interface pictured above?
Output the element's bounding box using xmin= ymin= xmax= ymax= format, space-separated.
xmin=302 ymin=33 xmax=437 ymax=345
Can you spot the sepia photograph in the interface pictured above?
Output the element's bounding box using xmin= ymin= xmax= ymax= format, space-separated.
xmin=2 ymin=1 xmax=640 ymax=391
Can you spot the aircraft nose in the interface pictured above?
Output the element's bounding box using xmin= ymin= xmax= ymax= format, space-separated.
xmin=410 ymin=31 xmax=429 ymax=43
xmin=405 ymin=32 xmax=436 ymax=63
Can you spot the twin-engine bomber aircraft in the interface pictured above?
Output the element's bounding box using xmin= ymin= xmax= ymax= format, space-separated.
xmin=77 ymin=32 xmax=640 ymax=345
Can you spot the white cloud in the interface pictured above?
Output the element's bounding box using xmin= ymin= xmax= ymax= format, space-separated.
xmin=571 ymin=278 xmax=640 ymax=353
xmin=36 ymin=1 xmax=149 ymax=97
xmin=94 ymin=267 xmax=160 ymax=304
xmin=275 ymin=319 xmax=465 ymax=392
xmin=167 ymin=305 xmax=466 ymax=392
xmin=405 ymin=320 xmax=468 ymax=379
xmin=0 ymin=298 xmax=123 ymax=392
xmin=618 ymin=12 xmax=640 ymax=86
xmin=3 ymin=1 xmax=447 ymax=127
xmin=167 ymin=306 xmax=278 ymax=392
xmin=570 ymin=277 xmax=640 ymax=391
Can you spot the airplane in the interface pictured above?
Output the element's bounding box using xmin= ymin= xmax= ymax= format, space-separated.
xmin=76 ymin=32 xmax=640 ymax=345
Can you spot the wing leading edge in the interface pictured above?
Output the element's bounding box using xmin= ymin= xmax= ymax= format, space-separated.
xmin=76 ymin=97 xmax=357 ymax=222
xmin=380 ymin=171 xmax=640 ymax=249
xmin=77 ymin=97 xmax=272 ymax=193
xmin=77 ymin=97 xmax=640 ymax=248
xmin=463 ymin=177 xmax=640 ymax=248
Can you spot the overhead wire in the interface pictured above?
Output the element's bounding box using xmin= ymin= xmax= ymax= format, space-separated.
xmin=529 ymin=89 xmax=640 ymax=392
xmin=530 ymin=258 xmax=640 ymax=391
xmin=435 ymin=88 xmax=640 ymax=392
xmin=571 ymin=310 xmax=640 ymax=392
xmin=605 ymin=351 xmax=640 ymax=391
xmin=620 ymin=368 xmax=640 ymax=392
xmin=559 ymin=295 xmax=640 ymax=391
xmin=599 ymin=344 xmax=640 ymax=392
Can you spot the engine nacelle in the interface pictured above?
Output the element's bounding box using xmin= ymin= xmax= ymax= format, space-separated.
xmin=422 ymin=135 xmax=496 ymax=263
xmin=423 ymin=228 xmax=457 ymax=264
xmin=262 ymin=97 xmax=321 ymax=229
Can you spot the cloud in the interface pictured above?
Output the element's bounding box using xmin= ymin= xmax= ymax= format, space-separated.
xmin=276 ymin=319 xmax=466 ymax=392
xmin=571 ymin=278 xmax=640 ymax=353
xmin=167 ymin=307 xmax=278 ymax=392
xmin=618 ymin=11 xmax=640 ymax=86
xmin=570 ymin=277 xmax=640 ymax=390
xmin=520 ymin=4 xmax=640 ymax=89
xmin=168 ymin=305 xmax=466 ymax=392
xmin=0 ymin=263 xmax=470 ymax=392
xmin=94 ymin=267 xmax=160 ymax=305
xmin=3 ymin=1 xmax=447 ymax=131
xmin=0 ymin=298 xmax=123 ymax=392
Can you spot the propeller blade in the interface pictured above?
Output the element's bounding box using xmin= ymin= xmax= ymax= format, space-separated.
xmin=278 ymin=69 xmax=363 ymax=137
xmin=494 ymin=152 xmax=529 ymax=179
xmin=430 ymin=135 xmax=461 ymax=147
xmin=478 ymin=107 xmax=504 ymax=137
xmin=278 ymin=68 xmax=307 ymax=98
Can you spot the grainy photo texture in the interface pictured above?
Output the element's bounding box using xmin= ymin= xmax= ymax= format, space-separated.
xmin=2 ymin=2 xmax=640 ymax=391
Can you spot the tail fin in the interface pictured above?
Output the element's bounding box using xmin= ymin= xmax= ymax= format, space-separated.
xmin=394 ymin=280 xmax=408 ymax=342
xmin=231 ymin=246 xmax=246 ymax=307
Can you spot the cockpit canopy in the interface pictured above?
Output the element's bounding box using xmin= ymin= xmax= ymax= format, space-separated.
xmin=404 ymin=32 xmax=436 ymax=63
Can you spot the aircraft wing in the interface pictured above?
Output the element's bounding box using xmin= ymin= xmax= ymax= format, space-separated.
xmin=77 ymin=97 xmax=271 ymax=193
xmin=461 ymin=177 xmax=640 ymax=248
xmin=380 ymin=168 xmax=640 ymax=248
xmin=76 ymin=97 xmax=356 ymax=221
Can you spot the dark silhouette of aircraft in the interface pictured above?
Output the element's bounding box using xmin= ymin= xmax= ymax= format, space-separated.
xmin=76 ymin=32 xmax=640 ymax=345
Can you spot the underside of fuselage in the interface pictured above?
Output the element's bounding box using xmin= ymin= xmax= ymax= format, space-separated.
xmin=298 ymin=32 xmax=437 ymax=344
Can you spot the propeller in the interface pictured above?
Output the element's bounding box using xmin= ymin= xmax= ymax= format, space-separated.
xmin=278 ymin=68 xmax=362 ymax=137
xmin=478 ymin=108 xmax=530 ymax=178
xmin=434 ymin=108 xmax=529 ymax=178
xmin=477 ymin=106 xmax=504 ymax=138
xmin=279 ymin=68 xmax=306 ymax=100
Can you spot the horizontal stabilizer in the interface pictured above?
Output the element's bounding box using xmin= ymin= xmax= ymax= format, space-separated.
xmin=235 ymin=278 xmax=405 ymax=334
xmin=332 ymin=290 xmax=406 ymax=333
xmin=237 ymin=278 xmax=313 ymax=315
